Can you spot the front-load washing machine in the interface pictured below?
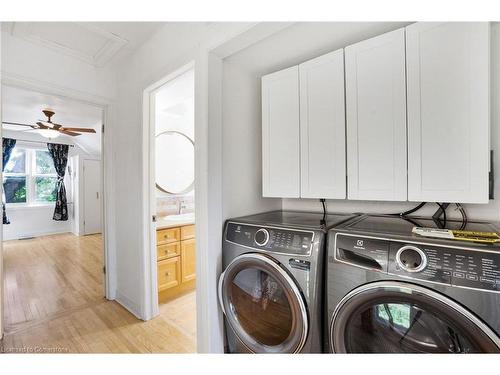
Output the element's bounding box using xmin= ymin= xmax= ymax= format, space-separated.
xmin=219 ymin=210 xmax=358 ymax=353
xmin=326 ymin=214 xmax=500 ymax=353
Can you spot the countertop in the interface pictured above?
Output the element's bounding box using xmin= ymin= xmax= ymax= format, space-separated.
xmin=156 ymin=214 xmax=195 ymax=230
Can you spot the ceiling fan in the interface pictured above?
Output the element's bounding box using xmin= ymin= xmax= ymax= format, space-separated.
xmin=2 ymin=109 xmax=97 ymax=139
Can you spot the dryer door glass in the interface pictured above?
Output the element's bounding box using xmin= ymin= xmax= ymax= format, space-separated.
xmin=220 ymin=253 xmax=308 ymax=353
xmin=331 ymin=282 xmax=500 ymax=353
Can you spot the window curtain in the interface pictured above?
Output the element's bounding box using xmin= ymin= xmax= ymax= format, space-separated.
xmin=2 ymin=138 xmax=17 ymax=224
xmin=47 ymin=143 xmax=69 ymax=221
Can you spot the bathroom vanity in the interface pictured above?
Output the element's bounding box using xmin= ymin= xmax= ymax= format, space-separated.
xmin=156 ymin=217 xmax=196 ymax=303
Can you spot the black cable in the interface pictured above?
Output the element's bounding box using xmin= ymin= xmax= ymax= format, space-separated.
xmin=400 ymin=217 xmax=423 ymax=227
xmin=436 ymin=202 xmax=447 ymax=226
xmin=320 ymin=199 xmax=327 ymax=227
xmin=390 ymin=202 xmax=427 ymax=217
xmin=456 ymin=203 xmax=468 ymax=230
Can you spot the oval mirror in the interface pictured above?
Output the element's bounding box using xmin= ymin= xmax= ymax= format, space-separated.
xmin=155 ymin=131 xmax=194 ymax=195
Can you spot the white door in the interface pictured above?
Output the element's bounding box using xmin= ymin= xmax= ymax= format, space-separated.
xmin=262 ymin=66 xmax=300 ymax=198
xmin=345 ymin=28 xmax=407 ymax=201
xmin=83 ymin=159 xmax=101 ymax=235
xmin=406 ymin=22 xmax=490 ymax=203
xmin=299 ymin=49 xmax=346 ymax=199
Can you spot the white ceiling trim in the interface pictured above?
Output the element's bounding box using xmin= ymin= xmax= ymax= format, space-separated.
xmin=9 ymin=22 xmax=129 ymax=67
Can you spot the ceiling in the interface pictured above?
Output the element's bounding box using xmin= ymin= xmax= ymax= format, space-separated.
xmin=2 ymin=85 xmax=103 ymax=155
xmin=1 ymin=22 xmax=164 ymax=68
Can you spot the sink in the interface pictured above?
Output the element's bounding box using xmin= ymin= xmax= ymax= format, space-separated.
xmin=159 ymin=213 xmax=195 ymax=222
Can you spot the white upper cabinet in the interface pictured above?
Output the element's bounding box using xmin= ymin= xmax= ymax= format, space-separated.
xmin=406 ymin=22 xmax=490 ymax=203
xmin=345 ymin=28 xmax=407 ymax=201
xmin=299 ymin=49 xmax=346 ymax=199
xmin=262 ymin=66 xmax=300 ymax=198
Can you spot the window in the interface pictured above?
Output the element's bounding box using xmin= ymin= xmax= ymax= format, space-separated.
xmin=3 ymin=147 xmax=59 ymax=205
xmin=33 ymin=150 xmax=58 ymax=203
xmin=4 ymin=148 xmax=27 ymax=203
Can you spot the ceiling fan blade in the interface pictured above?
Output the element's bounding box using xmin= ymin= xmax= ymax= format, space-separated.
xmin=60 ymin=127 xmax=96 ymax=133
xmin=2 ymin=121 xmax=36 ymax=128
xmin=59 ymin=130 xmax=81 ymax=137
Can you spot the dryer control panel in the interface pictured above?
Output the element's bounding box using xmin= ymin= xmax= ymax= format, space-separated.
xmin=225 ymin=222 xmax=314 ymax=255
xmin=334 ymin=234 xmax=500 ymax=292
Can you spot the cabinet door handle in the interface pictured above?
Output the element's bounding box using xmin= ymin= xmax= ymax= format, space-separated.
xmin=166 ymin=272 xmax=171 ymax=277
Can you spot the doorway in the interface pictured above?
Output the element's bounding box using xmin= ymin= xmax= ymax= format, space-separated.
xmin=0 ymin=84 xmax=108 ymax=337
xmin=144 ymin=63 xmax=197 ymax=347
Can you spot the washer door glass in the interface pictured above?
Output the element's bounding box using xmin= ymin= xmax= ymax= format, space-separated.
xmin=331 ymin=282 xmax=500 ymax=353
xmin=220 ymin=253 xmax=308 ymax=353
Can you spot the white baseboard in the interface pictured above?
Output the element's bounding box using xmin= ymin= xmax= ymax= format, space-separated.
xmin=116 ymin=291 xmax=143 ymax=320
xmin=3 ymin=230 xmax=73 ymax=241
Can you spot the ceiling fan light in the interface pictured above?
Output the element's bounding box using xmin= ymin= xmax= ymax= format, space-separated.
xmin=37 ymin=128 xmax=61 ymax=139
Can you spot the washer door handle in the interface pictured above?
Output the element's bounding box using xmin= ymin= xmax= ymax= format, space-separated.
xmin=218 ymin=270 xmax=226 ymax=315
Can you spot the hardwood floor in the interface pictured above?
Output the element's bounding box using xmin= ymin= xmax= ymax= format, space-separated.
xmin=1 ymin=233 xmax=196 ymax=353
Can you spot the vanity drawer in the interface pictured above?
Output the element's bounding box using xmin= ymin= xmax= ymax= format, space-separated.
xmin=157 ymin=227 xmax=181 ymax=245
xmin=157 ymin=242 xmax=180 ymax=261
xmin=158 ymin=257 xmax=181 ymax=291
xmin=181 ymin=225 xmax=195 ymax=240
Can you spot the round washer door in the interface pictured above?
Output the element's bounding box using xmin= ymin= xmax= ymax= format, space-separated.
xmin=218 ymin=253 xmax=308 ymax=353
xmin=330 ymin=281 xmax=500 ymax=353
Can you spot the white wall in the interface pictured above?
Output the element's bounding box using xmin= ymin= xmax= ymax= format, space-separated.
xmin=224 ymin=22 xmax=500 ymax=223
xmin=221 ymin=58 xmax=281 ymax=219
xmin=3 ymin=205 xmax=73 ymax=240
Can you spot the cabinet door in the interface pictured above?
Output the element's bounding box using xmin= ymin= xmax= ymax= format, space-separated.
xmin=346 ymin=28 xmax=407 ymax=201
xmin=406 ymin=22 xmax=490 ymax=203
xmin=262 ymin=66 xmax=300 ymax=198
xmin=181 ymin=239 xmax=196 ymax=283
xmin=299 ymin=49 xmax=346 ymax=199
xmin=158 ymin=257 xmax=181 ymax=292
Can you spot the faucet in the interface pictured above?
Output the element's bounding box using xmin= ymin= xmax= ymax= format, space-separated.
xmin=178 ymin=200 xmax=188 ymax=215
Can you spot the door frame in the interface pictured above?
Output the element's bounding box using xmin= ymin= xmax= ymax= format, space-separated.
xmin=0 ymin=73 xmax=115 ymax=338
xmin=142 ymin=61 xmax=195 ymax=319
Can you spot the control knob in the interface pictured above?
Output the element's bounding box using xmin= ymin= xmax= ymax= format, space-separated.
xmin=396 ymin=245 xmax=427 ymax=273
xmin=254 ymin=228 xmax=270 ymax=247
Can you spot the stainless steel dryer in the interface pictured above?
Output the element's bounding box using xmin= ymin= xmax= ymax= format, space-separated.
xmin=326 ymin=214 xmax=500 ymax=353
xmin=219 ymin=210 xmax=358 ymax=353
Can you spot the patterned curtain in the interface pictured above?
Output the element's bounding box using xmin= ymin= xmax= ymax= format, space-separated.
xmin=2 ymin=138 xmax=17 ymax=224
xmin=47 ymin=143 xmax=69 ymax=221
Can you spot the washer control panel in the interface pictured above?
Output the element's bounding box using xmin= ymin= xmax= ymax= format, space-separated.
xmin=226 ymin=222 xmax=314 ymax=255
xmin=334 ymin=234 xmax=500 ymax=292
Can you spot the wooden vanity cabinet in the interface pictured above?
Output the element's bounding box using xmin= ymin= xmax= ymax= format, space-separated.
xmin=157 ymin=224 xmax=196 ymax=302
